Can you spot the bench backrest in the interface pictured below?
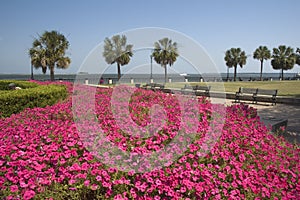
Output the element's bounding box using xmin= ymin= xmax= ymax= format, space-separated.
xmin=239 ymin=87 xmax=257 ymax=94
xmin=192 ymin=85 xmax=211 ymax=91
xmin=153 ymin=83 xmax=164 ymax=89
xmin=143 ymin=83 xmax=164 ymax=89
xmin=256 ymin=89 xmax=277 ymax=96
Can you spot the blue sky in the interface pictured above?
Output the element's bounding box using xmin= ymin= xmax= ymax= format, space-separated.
xmin=0 ymin=0 xmax=299 ymax=75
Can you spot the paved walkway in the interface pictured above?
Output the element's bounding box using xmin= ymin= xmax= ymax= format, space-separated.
xmin=224 ymin=99 xmax=300 ymax=144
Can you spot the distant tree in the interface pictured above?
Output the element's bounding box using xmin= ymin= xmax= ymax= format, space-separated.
xmin=152 ymin=38 xmax=179 ymax=83
xmin=224 ymin=48 xmax=247 ymax=81
xmin=29 ymin=30 xmax=71 ymax=81
xmin=271 ymin=45 xmax=296 ymax=80
xmin=103 ymin=35 xmax=133 ymax=80
xmin=296 ymin=48 xmax=300 ymax=66
xmin=253 ymin=46 xmax=271 ymax=81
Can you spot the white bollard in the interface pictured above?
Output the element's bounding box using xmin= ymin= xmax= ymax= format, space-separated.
xmin=169 ymin=78 xmax=172 ymax=83
xmin=130 ymin=78 xmax=134 ymax=84
xmin=200 ymin=78 xmax=203 ymax=82
xmin=150 ymin=79 xmax=154 ymax=83
xmin=185 ymin=78 xmax=188 ymax=82
xmin=109 ymin=79 xmax=113 ymax=84
xmin=85 ymin=78 xmax=89 ymax=85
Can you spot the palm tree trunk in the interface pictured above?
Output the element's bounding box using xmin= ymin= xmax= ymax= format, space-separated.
xmin=31 ymin=65 xmax=34 ymax=80
xmin=260 ymin=60 xmax=263 ymax=81
xmin=281 ymin=69 xmax=284 ymax=80
xmin=226 ymin=67 xmax=229 ymax=81
xmin=164 ymin=65 xmax=167 ymax=83
xmin=234 ymin=66 xmax=237 ymax=82
xmin=50 ymin=65 xmax=55 ymax=81
xmin=117 ymin=63 xmax=121 ymax=81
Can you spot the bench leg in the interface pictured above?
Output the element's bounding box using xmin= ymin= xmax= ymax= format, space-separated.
xmin=235 ymin=96 xmax=239 ymax=103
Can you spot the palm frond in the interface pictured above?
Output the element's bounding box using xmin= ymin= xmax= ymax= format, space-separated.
xmin=102 ymin=35 xmax=134 ymax=80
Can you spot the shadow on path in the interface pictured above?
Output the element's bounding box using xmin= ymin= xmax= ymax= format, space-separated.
xmin=257 ymin=104 xmax=300 ymax=144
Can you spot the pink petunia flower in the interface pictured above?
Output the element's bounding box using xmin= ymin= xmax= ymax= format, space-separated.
xmin=10 ymin=185 xmax=18 ymax=192
xmin=23 ymin=189 xmax=35 ymax=200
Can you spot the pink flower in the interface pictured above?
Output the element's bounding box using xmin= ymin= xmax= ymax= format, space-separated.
xmin=180 ymin=186 xmax=186 ymax=193
xmin=155 ymin=179 xmax=162 ymax=186
xmin=84 ymin=180 xmax=90 ymax=187
xmin=238 ymin=154 xmax=246 ymax=162
xmin=96 ymin=175 xmax=102 ymax=182
xmin=10 ymin=185 xmax=18 ymax=192
xmin=154 ymin=195 xmax=161 ymax=200
xmin=68 ymin=179 xmax=76 ymax=185
xmin=91 ymin=184 xmax=98 ymax=190
xmin=23 ymin=189 xmax=35 ymax=200
xmin=218 ymin=172 xmax=226 ymax=180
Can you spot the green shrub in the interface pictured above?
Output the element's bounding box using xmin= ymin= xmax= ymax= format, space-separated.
xmin=0 ymin=84 xmax=67 ymax=118
xmin=0 ymin=80 xmax=38 ymax=90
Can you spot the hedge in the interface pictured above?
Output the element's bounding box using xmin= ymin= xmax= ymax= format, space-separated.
xmin=0 ymin=80 xmax=39 ymax=90
xmin=0 ymin=83 xmax=67 ymax=118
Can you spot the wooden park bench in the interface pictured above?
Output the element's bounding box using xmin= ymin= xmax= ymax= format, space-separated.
xmin=235 ymin=87 xmax=277 ymax=105
xmin=142 ymin=83 xmax=164 ymax=91
xmin=235 ymin=87 xmax=258 ymax=103
xmin=253 ymin=88 xmax=278 ymax=105
xmin=181 ymin=84 xmax=211 ymax=96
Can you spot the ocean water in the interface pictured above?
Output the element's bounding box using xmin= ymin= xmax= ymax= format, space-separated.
xmin=0 ymin=73 xmax=299 ymax=84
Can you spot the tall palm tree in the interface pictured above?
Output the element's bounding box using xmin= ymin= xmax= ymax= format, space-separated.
xmin=253 ymin=46 xmax=271 ymax=81
xmin=29 ymin=30 xmax=71 ymax=81
xmin=271 ymin=45 xmax=296 ymax=80
xmin=103 ymin=35 xmax=133 ymax=81
xmin=152 ymin=38 xmax=179 ymax=83
xmin=224 ymin=48 xmax=247 ymax=81
xmin=296 ymin=48 xmax=300 ymax=66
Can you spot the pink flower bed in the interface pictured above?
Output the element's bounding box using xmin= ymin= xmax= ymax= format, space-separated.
xmin=0 ymin=82 xmax=299 ymax=199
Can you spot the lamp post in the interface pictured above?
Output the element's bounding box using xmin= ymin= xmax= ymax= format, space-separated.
xmin=150 ymin=54 xmax=153 ymax=80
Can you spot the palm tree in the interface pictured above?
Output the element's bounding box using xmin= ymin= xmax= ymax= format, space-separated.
xmin=224 ymin=48 xmax=247 ymax=81
xmin=103 ymin=35 xmax=133 ymax=81
xmin=29 ymin=30 xmax=71 ymax=81
xmin=253 ymin=46 xmax=271 ymax=81
xmin=296 ymin=48 xmax=300 ymax=66
xmin=271 ymin=45 xmax=296 ymax=80
xmin=152 ymin=38 xmax=179 ymax=83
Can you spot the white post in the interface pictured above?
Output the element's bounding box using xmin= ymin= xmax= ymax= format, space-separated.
xmin=200 ymin=78 xmax=203 ymax=82
xmin=150 ymin=79 xmax=154 ymax=83
xmin=185 ymin=78 xmax=188 ymax=82
xmin=85 ymin=78 xmax=89 ymax=85
xmin=169 ymin=78 xmax=172 ymax=83
xmin=130 ymin=78 xmax=134 ymax=84
xmin=109 ymin=79 xmax=113 ymax=84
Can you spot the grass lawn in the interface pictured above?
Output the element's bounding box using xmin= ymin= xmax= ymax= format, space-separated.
xmin=165 ymin=81 xmax=300 ymax=97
